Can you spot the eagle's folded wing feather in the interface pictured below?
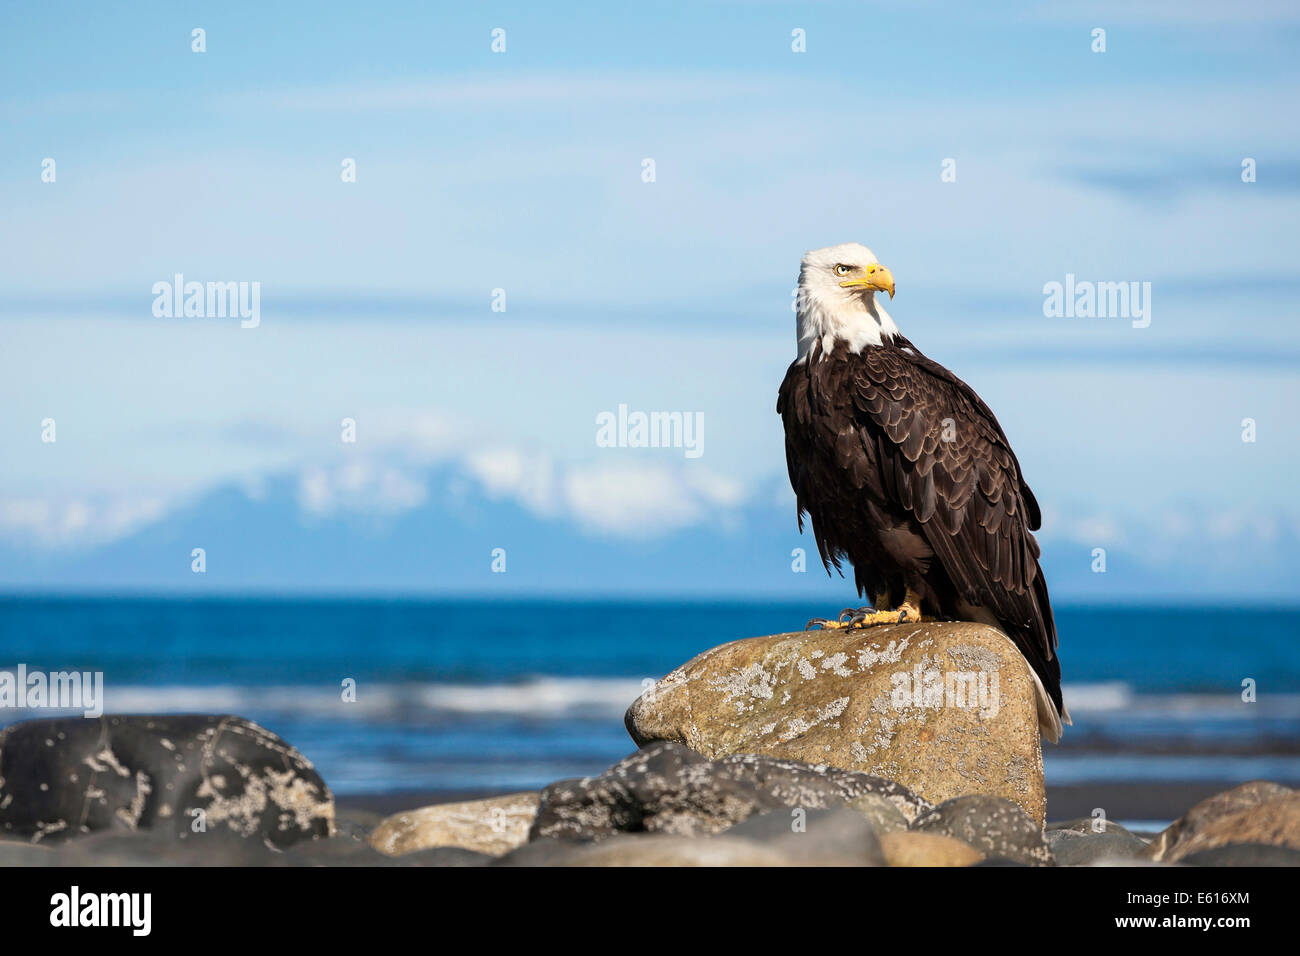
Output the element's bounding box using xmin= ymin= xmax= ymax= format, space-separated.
xmin=849 ymin=342 xmax=1058 ymax=670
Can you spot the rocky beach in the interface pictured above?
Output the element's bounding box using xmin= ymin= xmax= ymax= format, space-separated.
xmin=1 ymin=622 xmax=1297 ymax=867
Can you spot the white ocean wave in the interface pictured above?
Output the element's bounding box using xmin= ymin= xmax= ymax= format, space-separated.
xmin=3 ymin=677 xmax=1297 ymax=725
xmin=75 ymin=676 xmax=649 ymax=720
xmin=1062 ymin=682 xmax=1300 ymax=717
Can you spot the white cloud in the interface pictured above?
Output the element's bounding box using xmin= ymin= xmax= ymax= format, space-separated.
xmin=561 ymin=461 xmax=741 ymax=538
xmin=465 ymin=447 xmax=559 ymax=517
xmin=459 ymin=446 xmax=750 ymax=538
xmin=297 ymin=461 xmax=427 ymax=517
xmin=1205 ymin=510 xmax=1281 ymax=543
xmin=0 ymin=496 xmax=169 ymax=549
xmin=356 ymin=410 xmax=463 ymax=463
xmin=1039 ymin=504 xmax=1296 ymax=553
xmin=682 ymin=469 xmax=747 ymax=509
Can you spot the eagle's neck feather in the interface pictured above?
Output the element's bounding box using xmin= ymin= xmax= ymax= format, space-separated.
xmin=796 ymin=293 xmax=899 ymax=362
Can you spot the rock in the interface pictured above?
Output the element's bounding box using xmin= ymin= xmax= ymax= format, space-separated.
xmin=531 ymin=743 xmax=763 ymax=840
xmin=500 ymin=833 xmax=793 ymax=867
xmin=1077 ymin=857 xmax=1180 ymax=867
xmin=281 ymin=832 xmax=396 ymax=866
xmin=0 ymin=840 xmax=60 ymax=866
xmin=285 ymin=840 xmax=493 ymax=867
xmin=718 ymin=750 xmax=931 ymax=822
xmin=1047 ymin=817 xmax=1139 ymax=837
xmin=530 ymin=741 xmax=931 ymax=841
xmin=845 ymin=793 xmax=909 ymax=834
xmin=1142 ymin=781 xmax=1296 ymax=862
xmin=912 ymin=795 xmax=1053 ymax=866
xmin=1155 ymin=792 xmax=1300 ymax=862
xmin=1047 ymin=830 xmax=1147 ymax=866
xmin=398 ymin=846 xmax=495 ymax=867
xmin=332 ymin=815 xmax=379 ymax=843
xmin=492 ymin=839 xmax=592 ymax=867
xmin=880 ymin=831 xmax=983 ymax=866
xmin=720 ymin=808 xmax=886 ymax=865
xmin=57 ymin=828 xmax=282 ymax=866
xmin=1046 ymin=818 xmax=1145 ymax=862
xmin=369 ymin=792 xmax=539 ymax=857
xmin=627 ymin=622 xmax=1046 ymax=824
xmin=0 ymin=715 xmax=332 ymax=849
xmin=1178 ymin=843 xmax=1300 ymax=867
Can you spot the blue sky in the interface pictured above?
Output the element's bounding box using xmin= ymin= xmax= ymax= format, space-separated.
xmin=2 ymin=1 xmax=1299 ymax=599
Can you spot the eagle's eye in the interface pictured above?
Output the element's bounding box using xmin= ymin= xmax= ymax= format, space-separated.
xmin=834 ymin=264 xmax=850 ymax=276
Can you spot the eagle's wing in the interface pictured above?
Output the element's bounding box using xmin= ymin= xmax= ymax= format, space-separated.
xmin=849 ymin=338 xmax=1059 ymax=681
xmin=778 ymin=356 xmax=859 ymax=578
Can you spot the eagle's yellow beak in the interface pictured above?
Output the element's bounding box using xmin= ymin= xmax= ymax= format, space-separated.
xmin=840 ymin=264 xmax=895 ymax=298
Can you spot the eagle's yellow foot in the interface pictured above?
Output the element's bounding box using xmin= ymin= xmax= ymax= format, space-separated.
xmin=804 ymin=607 xmax=861 ymax=630
xmin=805 ymin=595 xmax=926 ymax=630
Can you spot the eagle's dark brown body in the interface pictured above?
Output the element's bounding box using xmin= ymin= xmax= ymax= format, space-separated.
xmin=777 ymin=334 xmax=1063 ymax=722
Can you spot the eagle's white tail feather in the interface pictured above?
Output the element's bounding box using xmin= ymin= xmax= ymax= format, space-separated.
xmin=959 ymin=603 xmax=1066 ymax=742
xmin=1026 ymin=665 xmax=1065 ymax=744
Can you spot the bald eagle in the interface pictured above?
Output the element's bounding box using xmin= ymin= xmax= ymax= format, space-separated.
xmin=777 ymin=243 xmax=1069 ymax=741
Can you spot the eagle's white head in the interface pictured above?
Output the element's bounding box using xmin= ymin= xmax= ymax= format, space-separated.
xmin=796 ymin=242 xmax=899 ymax=361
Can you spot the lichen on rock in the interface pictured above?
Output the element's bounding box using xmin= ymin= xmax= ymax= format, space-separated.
xmin=626 ymin=621 xmax=1046 ymax=824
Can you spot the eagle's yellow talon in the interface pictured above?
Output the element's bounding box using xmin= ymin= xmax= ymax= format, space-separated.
xmin=805 ymin=596 xmax=927 ymax=632
xmin=805 ymin=617 xmax=849 ymax=630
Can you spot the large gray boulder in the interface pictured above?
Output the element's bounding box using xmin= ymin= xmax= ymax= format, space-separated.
xmin=1142 ymin=781 xmax=1298 ymax=862
xmin=530 ymin=741 xmax=931 ymax=841
xmin=0 ymin=715 xmax=332 ymax=849
xmin=369 ymin=792 xmax=539 ymax=857
xmin=502 ymin=807 xmax=887 ymax=867
xmin=627 ymin=623 xmax=1047 ymax=824
xmin=912 ymin=794 xmax=1054 ymax=866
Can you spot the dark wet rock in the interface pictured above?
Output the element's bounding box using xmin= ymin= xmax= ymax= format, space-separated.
xmin=1179 ymin=842 xmax=1300 ymax=867
xmin=0 ymin=715 xmax=332 ymax=849
xmin=530 ymin=741 xmax=931 ymax=841
xmin=719 ymin=807 xmax=886 ymax=865
xmin=912 ymin=795 xmax=1053 ymax=866
xmin=531 ymin=743 xmax=774 ymax=840
xmin=717 ymin=751 xmax=931 ymax=823
xmin=1142 ymin=781 xmax=1298 ymax=862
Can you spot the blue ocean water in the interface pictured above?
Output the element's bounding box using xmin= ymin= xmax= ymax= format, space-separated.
xmin=0 ymin=597 xmax=1297 ymax=796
